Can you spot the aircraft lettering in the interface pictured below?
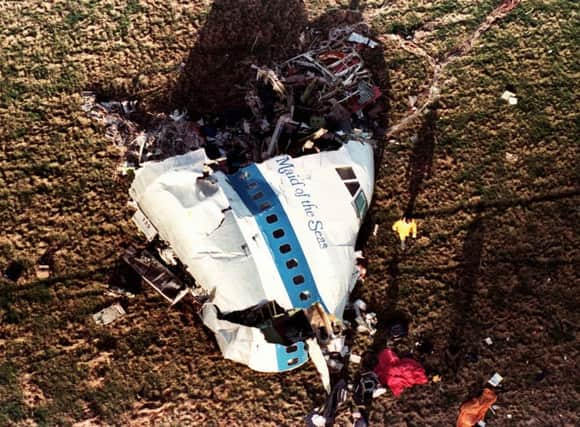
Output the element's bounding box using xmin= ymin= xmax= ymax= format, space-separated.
xmin=275 ymin=156 xmax=328 ymax=249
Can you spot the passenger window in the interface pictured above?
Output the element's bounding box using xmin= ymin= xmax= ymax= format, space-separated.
xmin=280 ymin=244 xmax=291 ymax=254
xmin=299 ymin=291 xmax=310 ymax=301
xmin=286 ymin=344 xmax=298 ymax=353
xmin=286 ymin=259 xmax=298 ymax=269
xmin=336 ymin=167 xmax=356 ymax=180
xmin=260 ymin=201 xmax=272 ymax=211
xmin=247 ymin=181 xmax=257 ymax=189
xmin=273 ymin=229 xmax=285 ymax=238
xmin=293 ymin=275 xmax=305 ymax=284
xmin=287 ymin=357 xmax=299 ymax=366
xmin=266 ymin=214 xmax=278 ymax=224
xmin=252 ymin=191 xmax=264 ymax=200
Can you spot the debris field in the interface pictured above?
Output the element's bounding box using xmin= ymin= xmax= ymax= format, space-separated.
xmin=0 ymin=1 xmax=578 ymax=426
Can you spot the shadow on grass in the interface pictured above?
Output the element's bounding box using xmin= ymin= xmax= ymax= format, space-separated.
xmin=415 ymin=188 xmax=580 ymax=219
xmin=445 ymin=216 xmax=485 ymax=376
xmin=405 ymin=107 xmax=437 ymax=216
xmin=171 ymin=0 xmax=308 ymax=116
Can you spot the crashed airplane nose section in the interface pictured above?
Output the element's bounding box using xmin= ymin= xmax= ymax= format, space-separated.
xmin=129 ymin=138 xmax=374 ymax=372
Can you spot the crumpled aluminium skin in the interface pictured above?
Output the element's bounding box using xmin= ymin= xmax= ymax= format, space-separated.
xmin=456 ymin=388 xmax=497 ymax=427
xmin=373 ymin=349 xmax=428 ymax=397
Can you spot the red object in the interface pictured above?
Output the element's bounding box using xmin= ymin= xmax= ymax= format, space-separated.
xmin=347 ymin=85 xmax=382 ymax=112
xmin=374 ymin=349 xmax=428 ymax=397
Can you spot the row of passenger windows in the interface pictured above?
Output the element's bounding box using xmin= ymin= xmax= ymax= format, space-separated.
xmin=265 ymin=205 xmax=308 ymax=296
xmin=240 ymin=171 xmax=311 ymax=302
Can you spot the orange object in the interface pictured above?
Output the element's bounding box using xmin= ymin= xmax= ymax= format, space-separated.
xmin=456 ymin=388 xmax=497 ymax=427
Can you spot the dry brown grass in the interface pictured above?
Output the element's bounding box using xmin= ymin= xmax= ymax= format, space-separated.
xmin=1 ymin=0 xmax=578 ymax=426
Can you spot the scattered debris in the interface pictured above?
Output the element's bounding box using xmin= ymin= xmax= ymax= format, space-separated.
xmin=305 ymin=379 xmax=349 ymax=427
xmin=457 ymin=388 xmax=497 ymax=427
xmin=35 ymin=264 xmax=50 ymax=280
xmin=88 ymin=20 xmax=386 ymax=425
xmin=484 ymin=337 xmax=493 ymax=346
xmin=488 ymin=372 xmax=504 ymax=387
xmin=352 ymin=299 xmax=377 ymax=335
xmin=387 ymin=318 xmax=409 ymax=340
xmin=348 ymin=32 xmax=379 ymax=48
xmin=374 ymin=349 xmax=428 ymax=397
xmin=85 ymin=23 xmax=383 ymax=174
xmin=501 ymin=90 xmax=518 ymax=105
xmin=353 ymin=371 xmax=381 ymax=406
xmin=92 ymin=302 xmax=126 ymax=326
xmin=350 ymin=354 xmax=362 ymax=364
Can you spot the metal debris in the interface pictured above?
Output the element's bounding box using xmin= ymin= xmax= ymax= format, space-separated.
xmin=86 ymin=22 xmax=385 ymax=425
xmin=352 ymin=299 xmax=377 ymax=335
xmin=350 ymin=354 xmax=362 ymax=364
xmin=92 ymin=302 xmax=126 ymax=326
xmin=348 ymin=32 xmax=379 ymax=48
xmin=488 ymin=372 xmax=504 ymax=387
xmin=84 ymin=24 xmax=382 ymax=174
xmin=501 ymin=90 xmax=518 ymax=105
xmin=35 ymin=265 xmax=50 ymax=280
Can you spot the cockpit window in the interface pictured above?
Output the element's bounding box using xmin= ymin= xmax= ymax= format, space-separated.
xmin=345 ymin=181 xmax=360 ymax=196
xmin=353 ymin=189 xmax=368 ymax=219
xmin=336 ymin=167 xmax=356 ymax=181
xmin=336 ymin=166 xmax=366 ymax=218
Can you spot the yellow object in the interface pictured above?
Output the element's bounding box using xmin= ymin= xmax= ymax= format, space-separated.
xmin=392 ymin=219 xmax=417 ymax=241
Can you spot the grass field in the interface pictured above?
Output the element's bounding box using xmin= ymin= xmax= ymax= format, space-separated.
xmin=0 ymin=0 xmax=578 ymax=426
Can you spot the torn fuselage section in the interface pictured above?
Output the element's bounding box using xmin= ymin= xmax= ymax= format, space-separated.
xmin=126 ymin=138 xmax=373 ymax=373
xmin=116 ymin=23 xmax=381 ymax=375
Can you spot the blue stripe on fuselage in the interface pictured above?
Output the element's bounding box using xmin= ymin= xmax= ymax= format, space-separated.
xmin=228 ymin=163 xmax=328 ymax=312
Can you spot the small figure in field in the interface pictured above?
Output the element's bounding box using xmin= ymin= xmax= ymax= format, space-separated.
xmin=392 ymin=215 xmax=417 ymax=250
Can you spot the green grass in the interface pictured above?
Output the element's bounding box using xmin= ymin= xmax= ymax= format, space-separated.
xmin=0 ymin=0 xmax=578 ymax=424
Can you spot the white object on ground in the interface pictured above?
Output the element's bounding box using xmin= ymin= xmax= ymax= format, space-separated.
xmin=350 ymin=354 xmax=361 ymax=364
xmin=501 ymin=90 xmax=518 ymax=105
xmin=311 ymin=414 xmax=326 ymax=427
xmin=488 ymin=372 xmax=504 ymax=387
xmin=484 ymin=337 xmax=493 ymax=345
xmin=307 ymin=338 xmax=331 ymax=394
xmin=92 ymin=303 xmax=126 ymax=326
xmin=348 ymin=32 xmax=378 ymax=48
xmin=372 ymin=387 xmax=387 ymax=398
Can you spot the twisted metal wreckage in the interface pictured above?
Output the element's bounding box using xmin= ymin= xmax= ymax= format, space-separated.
xmin=86 ymin=24 xmax=385 ymax=424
